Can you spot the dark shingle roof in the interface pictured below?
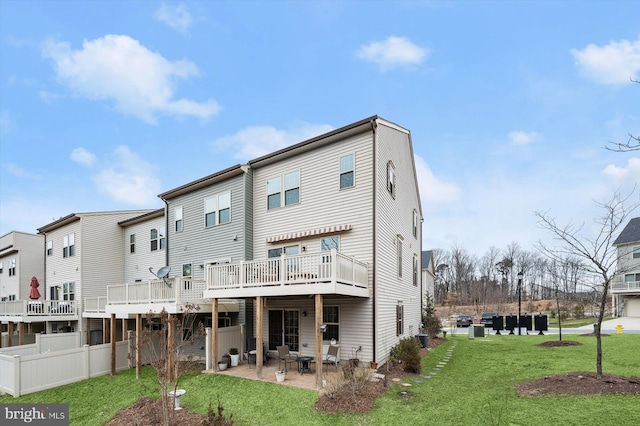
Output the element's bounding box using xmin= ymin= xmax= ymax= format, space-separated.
xmin=421 ymin=250 xmax=433 ymax=268
xmin=613 ymin=217 xmax=640 ymax=246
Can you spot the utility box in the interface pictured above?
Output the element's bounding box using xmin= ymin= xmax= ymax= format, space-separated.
xmin=469 ymin=324 xmax=484 ymax=339
xmin=534 ymin=314 xmax=548 ymax=335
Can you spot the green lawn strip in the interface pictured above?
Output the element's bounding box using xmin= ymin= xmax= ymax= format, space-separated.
xmin=2 ymin=334 xmax=638 ymax=426
xmin=547 ymin=317 xmax=612 ymax=328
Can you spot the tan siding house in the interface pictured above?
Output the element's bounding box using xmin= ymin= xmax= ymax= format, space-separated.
xmin=205 ymin=116 xmax=423 ymax=383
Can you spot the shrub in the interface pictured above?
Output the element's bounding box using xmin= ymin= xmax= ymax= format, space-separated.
xmin=229 ymin=347 xmax=239 ymax=355
xmin=390 ymin=338 xmax=421 ymax=374
xmin=203 ymin=399 xmax=234 ymax=426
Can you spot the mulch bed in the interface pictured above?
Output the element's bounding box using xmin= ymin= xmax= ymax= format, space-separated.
xmin=516 ymin=372 xmax=640 ymax=397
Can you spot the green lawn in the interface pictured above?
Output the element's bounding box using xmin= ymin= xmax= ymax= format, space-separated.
xmin=547 ymin=317 xmax=612 ymax=328
xmin=2 ymin=334 xmax=639 ymax=425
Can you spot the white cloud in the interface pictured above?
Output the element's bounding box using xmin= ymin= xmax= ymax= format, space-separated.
xmin=602 ymin=157 xmax=640 ymax=184
xmin=213 ymin=123 xmax=335 ymax=160
xmin=571 ymin=37 xmax=640 ymax=84
xmin=91 ymin=146 xmax=161 ymax=205
xmin=414 ymin=155 xmax=461 ymax=208
xmin=42 ymin=34 xmax=220 ymax=124
xmin=355 ymin=36 xmax=429 ymax=71
xmin=509 ymin=131 xmax=541 ymax=146
xmin=2 ymin=163 xmax=39 ymax=179
xmin=154 ymin=2 xmax=192 ymax=33
xmin=70 ymin=147 xmax=97 ymax=167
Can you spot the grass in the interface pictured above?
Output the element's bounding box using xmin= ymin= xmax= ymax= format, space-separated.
xmin=2 ymin=334 xmax=639 ymax=425
xmin=547 ymin=317 xmax=612 ymax=328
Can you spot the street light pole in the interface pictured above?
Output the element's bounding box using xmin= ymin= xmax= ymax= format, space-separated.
xmin=517 ymin=271 xmax=523 ymax=336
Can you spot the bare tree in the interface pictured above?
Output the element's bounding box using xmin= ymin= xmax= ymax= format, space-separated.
xmin=535 ymin=191 xmax=638 ymax=377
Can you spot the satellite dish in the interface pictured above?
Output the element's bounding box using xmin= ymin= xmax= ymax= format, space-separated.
xmin=149 ymin=266 xmax=172 ymax=287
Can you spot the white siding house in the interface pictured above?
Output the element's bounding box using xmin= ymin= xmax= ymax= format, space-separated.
xmin=612 ymin=217 xmax=640 ymax=317
xmin=0 ymin=231 xmax=46 ymax=344
xmin=37 ymin=210 xmax=154 ymax=343
xmin=204 ymin=116 xmax=423 ymax=384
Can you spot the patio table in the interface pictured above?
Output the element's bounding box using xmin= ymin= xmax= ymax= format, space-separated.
xmin=297 ymin=356 xmax=314 ymax=374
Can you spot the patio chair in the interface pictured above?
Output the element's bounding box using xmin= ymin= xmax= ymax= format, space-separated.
xmin=324 ymin=344 xmax=339 ymax=371
xmin=246 ymin=337 xmax=267 ymax=369
xmin=277 ymin=345 xmax=297 ymax=372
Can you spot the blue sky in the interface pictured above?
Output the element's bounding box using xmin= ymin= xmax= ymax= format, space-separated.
xmin=1 ymin=0 xmax=638 ymax=256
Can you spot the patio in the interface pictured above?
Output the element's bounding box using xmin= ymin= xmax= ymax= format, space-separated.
xmin=204 ymin=358 xmax=343 ymax=391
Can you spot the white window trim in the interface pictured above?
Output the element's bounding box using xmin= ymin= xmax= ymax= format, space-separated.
xmin=175 ymin=206 xmax=184 ymax=232
xmin=339 ymin=153 xmax=355 ymax=190
xmin=204 ymin=192 xmax=232 ymax=228
xmin=267 ymin=170 xmax=301 ymax=210
xmin=387 ymin=161 xmax=396 ymax=198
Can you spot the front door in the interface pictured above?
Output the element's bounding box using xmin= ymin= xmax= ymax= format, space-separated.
xmin=268 ymin=309 xmax=299 ymax=352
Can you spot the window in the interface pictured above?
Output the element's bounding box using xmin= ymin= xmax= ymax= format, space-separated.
xmin=396 ymin=303 xmax=404 ymax=336
xmin=8 ymin=294 xmax=16 ymax=301
xmin=322 ymin=306 xmax=340 ymax=342
xmin=413 ymin=210 xmax=418 ymax=238
xmin=182 ymin=263 xmax=192 ymax=278
xmin=267 ymin=170 xmax=300 ymax=209
xmin=8 ymin=258 xmax=16 ymax=276
xmin=413 ymin=255 xmax=419 ymax=286
xmin=63 ymin=233 xmax=75 ymax=258
xmin=63 ymin=282 xmax=75 ymax=301
xmin=339 ymin=154 xmax=354 ymax=189
xmin=50 ymin=286 xmax=59 ymax=301
xmin=47 ymin=241 xmax=53 ymax=256
xmin=175 ymin=206 xmax=183 ymax=232
xmin=633 ymin=246 xmax=640 ymax=259
xmin=0 ymin=261 xmax=3 ymax=273
xmin=625 ymin=273 xmax=640 ymax=282
xmin=269 ymin=245 xmax=299 ymax=275
xmin=321 ymin=236 xmax=339 ymax=252
xmin=387 ymin=161 xmax=396 ymax=198
xmin=129 ymin=234 xmax=135 ymax=253
xmin=159 ymin=226 xmax=165 ymax=249
xmin=397 ymin=236 xmax=403 ymax=278
xmin=150 ymin=229 xmax=159 ymax=251
xmin=205 ymin=192 xmax=231 ymax=227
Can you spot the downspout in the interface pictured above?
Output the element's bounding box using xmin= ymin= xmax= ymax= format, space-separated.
xmin=370 ymin=118 xmax=377 ymax=363
xmin=163 ymin=199 xmax=169 ymax=268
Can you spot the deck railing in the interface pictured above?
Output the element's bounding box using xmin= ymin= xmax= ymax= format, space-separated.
xmin=0 ymin=300 xmax=77 ymax=316
xmin=611 ymin=279 xmax=640 ymax=292
xmin=106 ymin=278 xmax=207 ymax=305
xmin=206 ymin=249 xmax=368 ymax=292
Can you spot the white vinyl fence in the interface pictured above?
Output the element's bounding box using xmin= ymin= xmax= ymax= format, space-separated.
xmin=0 ymin=333 xmax=129 ymax=397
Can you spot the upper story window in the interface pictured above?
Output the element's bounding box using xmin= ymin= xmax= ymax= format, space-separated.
xmin=413 ymin=254 xmax=419 ymax=287
xmin=625 ymin=273 xmax=640 ymax=282
xmin=267 ymin=170 xmax=300 ymax=210
xmin=387 ymin=161 xmax=396 ymax=198
xmin=339 ymin=154 xmax=354 ymax=189
xmin=129 ymin=234 xmax=135 ymax=253
xmin=50 ymin=286 xmax=59 ymax=301
xmin=150 ymin=227 xmax=166 ymax=251
xmin=47 ymin=241 xmax=53 ymax=256
xmin=175 ymin=206 xmax=183 ymax=232
xmin=63 ymin=282 xmax=75 ymax=301
xmin=63 ymin=233 xmax=75 ymax=258
xmin=321 ymin=236 xmax=339 ymax=252
xmin=205 ymin=192 xmax=231 ymax=227
xmin=413 ymin=210 xmax=418 ymax=238
xmin=8 ymin=258 xmax=16 ymax=276
xmin=633 ymin=246 xmax=640 ymax=259
xmin=0 ymin=261 xmax=3 ymax=274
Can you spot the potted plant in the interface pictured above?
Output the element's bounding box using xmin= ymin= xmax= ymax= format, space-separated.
xmin=229 ymin=347 xmax=240 ymax=367
xmin=275 ymin=370 xmax=286 ymax=382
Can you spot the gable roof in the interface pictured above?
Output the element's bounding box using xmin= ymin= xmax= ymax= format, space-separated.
xmin=613 ymin=217 xmax=640 ymax=246
xmin=421 ymin=250 xmax=432 ymax=268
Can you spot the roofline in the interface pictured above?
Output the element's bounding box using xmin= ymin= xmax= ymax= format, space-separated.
xmin=158 ymin=164 xmax=246 ymax=200
xmin=38 ymin=210 xmax=155 ymax=234
xmin=248 ymin=115 xmax=391 ymax=168
xmin=118 ymin=208 xmax=165 ymax=226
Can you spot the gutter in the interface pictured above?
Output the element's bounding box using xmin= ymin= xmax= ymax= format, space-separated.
xmin=370 ymin=117 xmax=377 ymax=363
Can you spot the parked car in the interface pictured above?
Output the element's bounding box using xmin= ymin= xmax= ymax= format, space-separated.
xmin=450 ymin=313 xmax=473 ymax=327
xmin=481 ymin=312 xmax=497 ymax=327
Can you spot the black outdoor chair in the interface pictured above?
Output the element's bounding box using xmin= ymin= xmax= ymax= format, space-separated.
xmin=246 ymin=337 xmax=267 ymax=368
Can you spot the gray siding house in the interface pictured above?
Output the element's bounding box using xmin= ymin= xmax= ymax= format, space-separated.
xmin=205 ymin=116 xmax=423 ymax=385
xmin=612 ymin=217 xmax=640 ymax=317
